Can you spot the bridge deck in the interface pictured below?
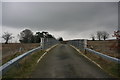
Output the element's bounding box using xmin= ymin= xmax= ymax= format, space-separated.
xmin=31 ymin=44 xmax=112 ymax=78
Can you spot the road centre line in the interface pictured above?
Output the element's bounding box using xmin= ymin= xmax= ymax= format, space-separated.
xmin=37 ymin=44 xmax=58 ymax=63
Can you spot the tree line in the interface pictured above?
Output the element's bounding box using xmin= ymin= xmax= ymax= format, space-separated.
xmin=2 ymin=29 xmax=55 ymax=44
xmin=2 ymin=29 xmax=119 ymax=44
xmin=90 ymin=31 xmax=109 ymax=41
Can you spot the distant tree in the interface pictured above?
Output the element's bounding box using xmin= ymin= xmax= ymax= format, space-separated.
xmin=90 ymin=34 xmax=95 ymax=41
xmin=96 ymin=31 xmax=103 ymax=40
xmin=46 ymin=34 xmax=54 ymax=38
xmin=42 ymin=31 xmax=48 ymax=38
xmin=41 ymin=31 xmax=55 ymax=38
xmin=19 ymin=29 xmax=33 ymax=43
xmin=58 ymin=37 xmax=63 ymax=41
xmin=30 ymin=35 xmax=35 ymax=43
xmin=34 ymin=31 xmax=55 ymax=43
xmin=101 ymin=31 xmax=109 ymax=40
xmin=19 ymin=29 xmax=56 ymax=43
xmin=113 ymin=30 xmax=120 ymax=40
xmin=34 ymin=32 xmax=44 ymax=43
xmin=2 ymin=32 xmax=14 ymax=44
xmin=36 ymin=32 xmax=44 ymax=38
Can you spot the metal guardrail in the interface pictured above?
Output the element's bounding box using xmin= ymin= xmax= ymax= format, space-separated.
xmin=68 ymin=39 xmax=120 ymax=64
xmin=0 ymin=38 xmax=59 ymax=76
xmin=85 ymin=48 xmax=120 ymax=64
xmin=0 ymin=46 xmax=42 ymax=75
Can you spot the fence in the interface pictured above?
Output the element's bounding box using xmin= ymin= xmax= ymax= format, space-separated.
xmin=68 ymin=39 xmax=120 ymax=64
xmin=68 ymin=39 xmax=87 ymax=52
xmin=44 ymin=38 xmax=59 ymax=49
xmin=0 ymin=38 xmax=59 ymax=76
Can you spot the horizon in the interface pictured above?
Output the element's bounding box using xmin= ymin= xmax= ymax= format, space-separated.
xmin=1 ymin=2 xmax=118 ymax=43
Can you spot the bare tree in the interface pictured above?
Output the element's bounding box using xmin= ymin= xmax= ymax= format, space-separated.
xmin=101 ymin=31 xmax=109 ymax=40
xmin=90 ymin=34 xmax=95 ymax=41
xmin=96 ymin=31 xmax=103 ymax=40
xmin=2 ymin=32 xmax=14 ymax=44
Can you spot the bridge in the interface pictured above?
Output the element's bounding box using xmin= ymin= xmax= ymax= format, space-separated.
xmin=0 ymin=38 xmax=120 ymax=78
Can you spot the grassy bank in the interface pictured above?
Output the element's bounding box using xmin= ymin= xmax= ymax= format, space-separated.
xmin=2 ymin=43 xmax=40 ymax=64
xmin=2 ymin=52 xmax=22 ymax=65
xmin=2 ymin=50 xmax=45 ymax=78
xmin=87 ymin=40 xmax=119 ymax=58
xmin=84 ymin=50 xmax=120 ymax=78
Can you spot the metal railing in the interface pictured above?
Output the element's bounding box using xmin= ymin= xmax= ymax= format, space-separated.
xmin=68 ymin=39 xmax=120 ymax=64
xmin=0 ymin=38 xmax=59 ymax=76
xmin=85 ymin=48 xmax=120 ymax=64
xmin=0 ymin=46 xmax=42 ymax=75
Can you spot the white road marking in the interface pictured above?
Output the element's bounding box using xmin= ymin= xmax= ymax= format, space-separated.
xmin=70 ymin=45 xmax=102 ymax=69
xmin=37 ymin=44 xmax=58 ymax=63
xmin=37 ymin=52 xmax=47 ymax=63
xmin=70 ymin=45 xmax=114 ymax=77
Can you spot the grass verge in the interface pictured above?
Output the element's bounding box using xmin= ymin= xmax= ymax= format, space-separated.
xmin=84 ymin=50 xmax=120 ymax=78
xmin=2 ymin=50 xmax=45 ymax=78
xmin=2 ymin=52 xmax=23 ymax=65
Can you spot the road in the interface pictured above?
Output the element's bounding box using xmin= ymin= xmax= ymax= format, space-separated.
xmin=31 ymin=44 xmax=112 ymax=78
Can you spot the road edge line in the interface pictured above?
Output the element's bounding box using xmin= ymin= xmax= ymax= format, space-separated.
xmin=70 ymin=45 xmax=104 ymax=69
xmin=37 ymin=44 xmax=58 ymax=63
xmin=70 ymin=45 xmax=115 ymax=77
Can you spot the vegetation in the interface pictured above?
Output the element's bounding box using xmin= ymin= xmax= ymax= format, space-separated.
xmin=2 ymin=32 xmax=14 ymax=44
xmin=87 ymin=40 xmax=119 ymax=58
xmin=58 ymin=37 xmax=63 ymax=41
xmin=101 ymin=31 xmax=109 ymax=40
xmin=18 ymin=29 xmax=55 ymax=43
xmin=2 ymin=43 xmax=40 ymax=65
xmin=90 ymin=33 xmax=95 ymax=41
xmin=96 ymin=31 xmax=103 ymax=40
xmin=2 ymin=52 xmax=21 ymax=65
xmin=3 ymin=50 xmax=45 ymax=78
xmin=90 ymin=31 xmax=109 ymax=41
xmin=19 ymin=29 xmax=33 ymax=43
xmin=84 ymin=51 xmax=120 ymax=78
xmin=34 ymin=31 xmax=55 ymax=43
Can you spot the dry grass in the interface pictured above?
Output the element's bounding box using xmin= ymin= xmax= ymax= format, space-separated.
xmin=84 ymin=50 xmax=120 ymax=78
xmin=2 ymin=43 xmax=40 ymax=64
xmin=2 ymin=50 xmax=45 ymax=78
xmin=86 ymin=40 xmax=120 ymax=77
xmin=87 ymin=40 xmax=119 ymax=59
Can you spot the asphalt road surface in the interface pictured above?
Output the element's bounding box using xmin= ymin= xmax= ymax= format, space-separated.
xmin=31 ymin=44 xmax=112 ymax=78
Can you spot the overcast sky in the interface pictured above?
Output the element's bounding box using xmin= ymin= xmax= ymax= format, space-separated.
xmin=1 ymin=2 xmax=118 ymax=42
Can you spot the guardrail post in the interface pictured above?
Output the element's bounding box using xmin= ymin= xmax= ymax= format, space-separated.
xmin=84 ymin=39 xmax=87 ymax=54
xmin=40 ymin=38 xmax=44 ymax=50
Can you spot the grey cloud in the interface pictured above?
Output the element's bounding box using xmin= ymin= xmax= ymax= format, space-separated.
xmin=2 ymin=2 xmax=118 ymax=39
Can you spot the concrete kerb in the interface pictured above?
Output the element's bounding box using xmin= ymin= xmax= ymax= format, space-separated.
xmin=70 ymin=45 xmax=114 ymax=77
xmin=37 ymin=44 xmax=58 ymax=63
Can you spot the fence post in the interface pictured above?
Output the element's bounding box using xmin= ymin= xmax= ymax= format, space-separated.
xmin=84 ymin=39 xmax=87 ymax=53
xmin=84 ymin=39 xmax=87 ymax=48
xmin=40 ymin=38 xmax=44 ymax=50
